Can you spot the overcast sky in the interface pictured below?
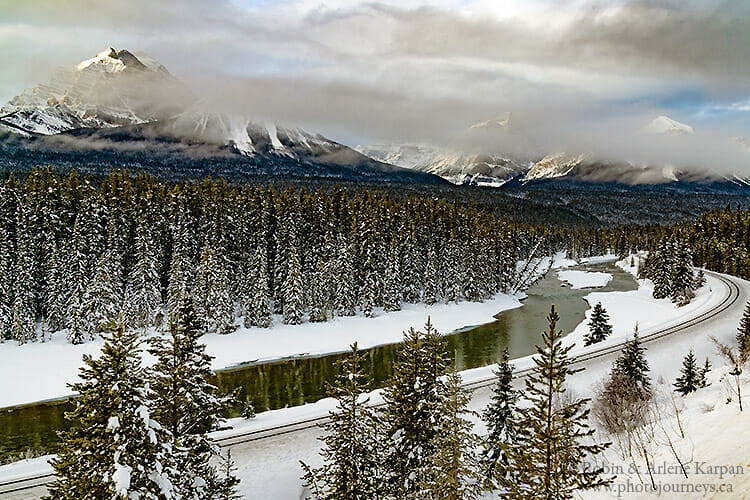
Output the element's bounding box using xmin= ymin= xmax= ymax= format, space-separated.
xmin=2 ymin=0 xmax=750 ymax=169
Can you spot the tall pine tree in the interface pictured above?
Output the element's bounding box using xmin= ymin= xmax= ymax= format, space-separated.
xmin=125 ymin=221 xmax=162 ymax=331
xmin=613 ymin=327 xmax=651 ymax=399
xmin=194 ymin=237 xmax=234 ymax=334
xmin=243 ymin=245 xmax=272 ymax=328
xmin=674 ymin=349 xmax=700 ymax=396
xmin=283 ymin=244 xmax=304 ymax=325
xmin=148 ymin=299 xmax=238 ymax=499
xmin=737 ymin=301 xmax=750 ymax=357
xmin=482 ymin=348 xmax=519 ymax=482
xmin=499 ymin=305 xmax=611 ymax=499
xmin=382 ymin=319 xmax=447 ymax=497
xmin=420 ymin=370 xmax=484 ymax=500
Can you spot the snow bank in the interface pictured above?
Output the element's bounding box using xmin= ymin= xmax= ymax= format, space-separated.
xmin=557 ymin=270 xmax=613 ymax=289
xmin=548 ymin=251 xmax=619 ymax=270
xmin=582 ymin=254 xmax=619 ymax=265
xmin=0 ymin=293 xmax=523 ymax=408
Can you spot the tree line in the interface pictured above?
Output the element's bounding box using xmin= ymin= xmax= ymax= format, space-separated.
xmin=0 ymin=166 xmax=554 ymax=344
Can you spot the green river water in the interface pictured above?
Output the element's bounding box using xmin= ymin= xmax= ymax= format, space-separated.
xmin=0 ymin=261 xmax=637 ymax=463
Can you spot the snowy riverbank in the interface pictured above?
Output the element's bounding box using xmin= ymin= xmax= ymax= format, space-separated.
xmin=0 ymin=293 xmax=524 ymax=409
xmin=0 ymin=252 xmax=611 ymax=409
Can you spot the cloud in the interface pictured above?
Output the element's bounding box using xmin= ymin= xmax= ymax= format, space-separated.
xmin=1 ymin=0 xmax=749 ymax=174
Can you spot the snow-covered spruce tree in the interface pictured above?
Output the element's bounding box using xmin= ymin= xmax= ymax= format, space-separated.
xmin=66 ymin=195 xmax=109 ymax=343
xmin=674 ymin=349 xmax=701 ymax=396
xmin=125 ymin=222 xmax=162 ymax=331
xmin=420 ymin=370 xmax=484 ymax=500
xmin=45 ymin=241 xmax=73 ymax=334
xmin=400 ymin=231 xmax=422 ymax=304
xmin=167 ymin=209 xmax=194 ymax=316
xmin=243 ymin=244 xmax=272 ymax=328
xmin=383 ymin=245 xmax=402 ymax=313
xmin=308 ymin=256 xmax=331 ymax=323
xmin=422 ymin=243 xmax=440 ymax=306
xmin=482 ymin=348 xmax=519 ymax=483
xmin=444 ymin=240 xmax=464 ymax=303
xmin=65 ymin=256 xmax=88 ymax=344
xmin=498 ymin=305 xmax=611 ymax=499
xmin=584 ymin=302 xmax=612 ymax=346
xmin=737 ymin=301 xmax=750 ymax=357
xmin=283 ymin=243 xmax=304 ymax=325
xmin=148 ymin=298 xmax=238 ymax=499
xmin=0 ymin=230 xmax=15 ymax=340
xmin=47 ymin=316 xmax=173 ymax=500
xmin=301 ymin=343 xmax=385 ymax=500
xmin=360 ymin=270 xmax=377 ymax=318
xmin=85 ymin=242 xmax=123 ymax=335
xmin=670 ymin=239 xmax=696 ymax=306
xmin=694 ymin=268 xmax=706 ymax=289
xmin=382 ymin=318 xmax=447 ymax=497
xmin=194 ymin=237 xmax=234 ymax=334
xmin=650 ymin=240 xmax=672 ymax=300
xmin=333 ymin=235 xmax=356 ymax=317
xmin=462 ymin=239 xmax=483 ymax=302
xmin=11 ymin=238 xmax=36 ymax=344
xmin=612 ymin=327 xmax=652 ymax=400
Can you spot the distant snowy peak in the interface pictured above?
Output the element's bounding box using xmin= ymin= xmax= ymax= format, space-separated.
xmin=645 ymin=115 xmax=695 ymax=136
xmin=76 ymin=47 xmax=136 ymax=72
xmin=356 ymin=143 xmax=527 ymax=187
xmin=469 ymin=112 xmax=512 ymax=131
xmin=0 ymin=48 xmax=351 ymax=164
xmin=522 ymin=153 xmax=586 ymax=181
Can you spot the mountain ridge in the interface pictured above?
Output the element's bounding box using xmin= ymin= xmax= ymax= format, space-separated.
xmin=0 ymin=48 xmax=445 ymax=185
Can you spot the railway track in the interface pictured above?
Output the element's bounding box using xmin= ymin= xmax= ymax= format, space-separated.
xmin=0 ymin=270 xmax=741 ymax=497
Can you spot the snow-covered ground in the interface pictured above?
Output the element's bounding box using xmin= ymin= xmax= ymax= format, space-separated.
xmin=578 ymin=369 xmax=750 ymax=500
xmin=557 ymin=269 xmax=613 ymax=289
xmin=4 ymin=255 xmax=746 ymax=500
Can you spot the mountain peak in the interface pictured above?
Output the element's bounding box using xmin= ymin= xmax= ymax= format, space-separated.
xmin=645 ymin=115 xmax=695 ymax=135
xmin=76 ymin=47 xmax=148 ymax=73
xmin=469 ymin=112 xmax=512 ymax=131
xmin=2 ymin=48 xmax=189 ymax=135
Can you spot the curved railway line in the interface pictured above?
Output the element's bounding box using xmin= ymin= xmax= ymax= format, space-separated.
xmin=0 ymin=270 xmax=741 ymax=497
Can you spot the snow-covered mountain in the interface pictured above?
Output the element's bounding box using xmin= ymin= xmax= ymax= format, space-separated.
xmin=0 ymin=48 xmax=443 ymax=184
xmin=359 ymin=114 xmax=750 ymax=189
xmin=357 ymin=113 xmax=532 ymax=187
xmin=1 ymin=48 xmax=190 ymax=136
xmin=644 ymin=115 xmax=695 ymax=136
xmin=522 ymin=153 xmax=586 ymax=181
xmin=356 ymin=143 xmax=528 ymax=187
